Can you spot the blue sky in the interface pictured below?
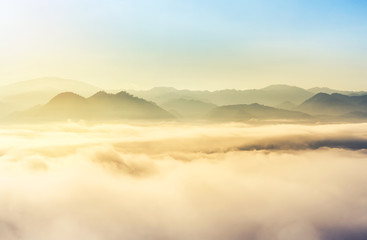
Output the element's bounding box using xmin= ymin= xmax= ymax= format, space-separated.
xmin=0 ymin=0 xmax=366 ymax=90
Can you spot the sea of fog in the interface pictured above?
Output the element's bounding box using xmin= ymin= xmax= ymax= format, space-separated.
xmin=1 ymin=122 xmax=367 ymax=240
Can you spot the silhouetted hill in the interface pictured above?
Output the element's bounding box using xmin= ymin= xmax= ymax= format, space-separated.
xmin=211 ymin=85 xmax=313 ymax=106
xmin=128 ymin=85 xmax=314 ymax=106
xmin=128 ymin=88 xmax=211 ymax=105
xmin=8 ymin=91 xmax=174 ymax=122
xmin=207 ymin=105 xmax=253 ymax=121
xmin=161 ymin=99 xmax=217 ymax=119
xmin=261 ymin=84 xmax=312 ymax=102
xmin=208 ymin=103 xmax=311 ymax=121
xmin=0 ymin=77 xmax=101 ymax=113
xmin=298 ymin=93 xmax=367 ymax=115
xmin=276 ymin=101 xmax=297 ymax=110
xmin=308 ymin=87 xmax=367 ymax=96
xmin=48 ymin=92 xmax=87 ymax=106
xmin=5 ymin=78 xmax=367 ymax=123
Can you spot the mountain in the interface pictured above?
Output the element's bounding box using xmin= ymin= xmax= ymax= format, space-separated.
xmin=208 ymin=105 xmax=253 ymax=121
xmin=308 ymin=87 xmax=349 ymax=95
xmin=128 ymin=84 xmax=314 ymax=107
xmin=276 ymin=101 xmax=297 ymax=110
xmin=208 ymin=103 xmax=311 ymax=121
xmin=8 ymin=91 xmax=174 ymax=122
xmin=260 ymin=85 xmax=313 ymax=103
xmin=298 ymin=93 xmax=367 ymax=115
xmin=308 ymin=87 xmax=367 ymax=96
xmin=128 ymin=87 xmax=212 ymax=105
xmin=0 ymin=77 xmax=101 ymax=112
xmin=160 ymin=99 xmax=217 ymax=119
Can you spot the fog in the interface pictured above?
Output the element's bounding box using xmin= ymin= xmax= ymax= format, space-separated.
xmin=1 ymin=122 xmax=367 ymax=240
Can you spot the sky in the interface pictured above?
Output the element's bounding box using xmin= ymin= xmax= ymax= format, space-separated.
xmin=0 ymin=0 xmax=367 ymax=90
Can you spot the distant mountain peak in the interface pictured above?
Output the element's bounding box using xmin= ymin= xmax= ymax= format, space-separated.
xmin=208 ymin=103 xmax=311 ymax=121
xmin=304 ymin=92 xmax=351 ymax=104
xmin=116 ymin=91 xmax=134 ymax=97
xmin=161 ymin=98 xmax=217 ymax=119
xmin=298 ymin=92 xmax=367 ymax=115
xmin=150 ymin=87 xmax=177 ymax=91
xmin=45 ymin=92 xmax=87 ymax=111
xmin=249 ymin=103 xmax=262 ymax=107
xmin=262 ymin=84 xmax=303 ymax=90
xmin=276 ymin=101 xmax=297 ymax=110
xmin=8 ymin=90 xmax=174 ymax=122
xmin=0 ymin=77 xmax=102 ymax=113
xmin=308 ymin=92 xmax=329 ymax=99
xmin=49 ymin=92 xmax=84 ymax=103
xmin=89 ymin=91 xmax=111 ymax=98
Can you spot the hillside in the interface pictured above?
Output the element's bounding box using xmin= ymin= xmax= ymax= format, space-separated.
xmin=208 ymin=103 xmax=311 ymax=121
xmin=308 ymin=87 xmax=367 ymax=96
xmin=161 ymin=99 xmax=217 ymax=118
xmin=298 ymin=93 xmax=367 ymax=115
xmin=8 ymin=91 xmax=174 ymax=122
xmin=128 ymin=85 xmax=314 ymax=106
xmin=0 ymin=77 xmax=101 ymax=112
xmin=276 ymin=101 xmax=297 ymax=110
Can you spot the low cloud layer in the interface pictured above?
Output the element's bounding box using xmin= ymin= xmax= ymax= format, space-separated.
xmin=1 ymin=122 xmax=367 ymax=240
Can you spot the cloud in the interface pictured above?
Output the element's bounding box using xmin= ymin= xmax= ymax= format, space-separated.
xmin=1 ymin=122 xmax=367 ymax=239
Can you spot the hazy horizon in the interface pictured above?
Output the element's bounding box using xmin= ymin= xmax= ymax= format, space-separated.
xmin=3 ymin=76 xmax=367 ymax=92
xmin=1 ymin=1 xmax=367 ymax=90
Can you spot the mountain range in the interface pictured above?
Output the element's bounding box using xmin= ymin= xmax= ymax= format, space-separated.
xmin=128 ymin=85 xmax=314 ymax=106
xmin=298 ymin=93 xmax=367 ymax=116
xmin=208 ymin=103 xmax=312 ymax=122
xmin=161 ymin=99 xmax=217 ymax=118
xmin=2 ymin=78 xmax=367 ymax=123
xmin=8 ymin=91 xmax=173 ymax=122
xmin=128 ymin=85 xmax=367 ymax=108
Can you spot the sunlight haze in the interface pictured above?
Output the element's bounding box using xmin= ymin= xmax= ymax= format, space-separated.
xmin=0 ymin=0 xmax=367 ymax=90
xmin=1 ymin=2 xmax=367 ymax=240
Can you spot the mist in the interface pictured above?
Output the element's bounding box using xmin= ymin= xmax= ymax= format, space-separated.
xmin=1 ymin=122 xmax=367 ymax=240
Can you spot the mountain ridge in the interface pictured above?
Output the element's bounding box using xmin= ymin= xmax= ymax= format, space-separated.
xmin=8 ymin=90 xmax=174 ymax=122
xmin=208 ymin=103 xmax=312 ymax=122
xmin=298 ymin=92 xmax=367 ymax=115
xmin=3 ymin=79 xmax=367 ymax=123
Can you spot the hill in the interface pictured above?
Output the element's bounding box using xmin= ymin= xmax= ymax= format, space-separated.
xmin=8 ymin=91 xmax=174 ymax=122
xmin=276 ymin=101 xmax=297 ymax=110
xmin=308 ymin=87 xmax=367 ymax=96
xmin=160 ymin=99 xmax=217 ymax=119
xmin=208 ymin=103 xmax=311 ymax=121
xmin=0 ymin=77 xmax=101 ymax=112
xmin=298 ymin=93 xmax=367 ymax=115
xmin=128 ymin=85 xmax=314 ymax=106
